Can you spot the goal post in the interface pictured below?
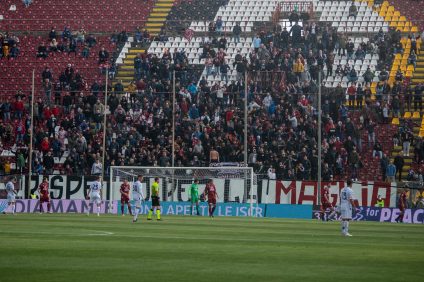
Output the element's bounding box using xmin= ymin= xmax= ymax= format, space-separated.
xmin=109 ymin=166 xmax=256 ymax=216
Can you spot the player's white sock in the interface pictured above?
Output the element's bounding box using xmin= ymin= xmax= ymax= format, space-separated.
xmin=133 ymin=206 xmax=139 ymax=221
xmin=11 ymin=203 xmax=15 ymax=214
xmin=345 ymin=221 xmax=349 ymax=234
xmin=97 ymin=205 xmax=100 ymax=216
xmin=341 ymin=221 xmax=346 ymax=234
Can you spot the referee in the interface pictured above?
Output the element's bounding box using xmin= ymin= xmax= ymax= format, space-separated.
xmin=147 ymin=177 xmax=161 ymax=220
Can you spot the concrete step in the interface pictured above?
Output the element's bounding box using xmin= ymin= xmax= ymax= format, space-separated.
xmin=120 ymin=65 xmax=134 ymax=70
xmin=117 ymin=70 xmax=134 ymax=76
xmin=150 ymin=12 xmax=168 ymax=17
xmin=145 ymin=22 xmax=164 ymax=27
xmin=392 ymin=151 xmax=414 ymax=157
xmin=152 ymin=7 xmax=171 ymax=12
xmin=128 ymin=48 xmax=146 ymax=54
xmin=123 ymin=58 xmax=135 ymax=64
xmin=146 ymin=18 xmax=167 ymax=23
xmin=155 ymin=3 xmax=173 ymax=8
xmin=146 ymin=27 xmax=162 ymax=33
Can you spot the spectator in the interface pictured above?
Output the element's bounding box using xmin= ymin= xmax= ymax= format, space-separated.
xmin=216 ymin=16 xmax=223 ymax=35
xmin=232 ymin=22 xmax=242 ymax=43
xmin=373 ymin=141 xmax=383 ymax=159
xmin=36 ymin=43 xmax=48 ymax=58
xmin=386 ymin=160 xmax=396 ymax=183
xmin=43 ymin=151 xmax=55 ymax=174
xmin=349 ymin=1 xmax=358 ymax=18
xmin=380 ymin=154 xmax=389 ymax=182
xmin=401 ymin=129 xmax=412 ymax=157
xmin=408 ymin=50 xmax=417 ymax=69
xmin=267 ymin=167 xmax=276 ymax=179
xmin=394 ymin=151 xmax=404 ymax=182
xmin=23 ymin=0 xmax=32 ymax=8
xmin=98 ymin=47 xmax=109 ymax=64
xmin=91 ymin=159 xmax=102 ymax=175
xmin=9 ymin=44 xmax=19 ymax=58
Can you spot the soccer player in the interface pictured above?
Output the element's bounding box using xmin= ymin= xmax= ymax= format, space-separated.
xmin=147 ymin=177 xmax=161 ymax=220
xmin=120 ymin=179 xmax=132 ymax=216
xmin=321 ymin=185 xmax=336 ymax=221
xmin=203 ymin=179 xmax=218 ymax=217
xmin=38 ymin=176 xmax=51 ymax=213
xmin=189 ymin=179 xmax=200 ymax=216
xmin=3 ymin=176 xmax=17 ymax=214
xmin=395 ymin=189 xmax=409 ymax=223
xmin=340 ymin=179 xmax=358 ymax=237
xmin=132 ymin=175 xmax=145 ymax=223
xmin=87 ymin=176 xmax=102 ymax=216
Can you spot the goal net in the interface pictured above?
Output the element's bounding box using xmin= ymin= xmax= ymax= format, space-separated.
xmin=109 ymin=166 xmax=256 ymax=213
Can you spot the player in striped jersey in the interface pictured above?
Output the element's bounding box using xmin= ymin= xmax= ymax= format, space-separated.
xmin=132 ymin=175 xmax=145 ymax=223
xmin=3 ymin=176 xmax=17 ymax=214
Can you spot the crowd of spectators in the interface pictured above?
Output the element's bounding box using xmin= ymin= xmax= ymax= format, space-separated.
xmin=0 ymin=32 xmax=21 ymax=59
xmin=1 ymin=9 xmax=424 ymax=183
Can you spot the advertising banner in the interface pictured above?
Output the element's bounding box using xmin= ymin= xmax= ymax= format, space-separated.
xmin=0 ymin=199 xmax=117 ymax=214
xmin=312 ymin=206 xmax=424 ymax=224
xmin=261 ymin=180 xmax=397 ymax=207
xmin=119 ymin=201 xmax=312 ymax=219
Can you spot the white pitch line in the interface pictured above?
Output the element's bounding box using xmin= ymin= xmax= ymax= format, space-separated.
xmin=86 ymin=231 xmax=114 ymax=236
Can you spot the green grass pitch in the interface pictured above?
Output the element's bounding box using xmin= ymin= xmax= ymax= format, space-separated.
xmin=0 ymin=214 xmax=423 ymax=282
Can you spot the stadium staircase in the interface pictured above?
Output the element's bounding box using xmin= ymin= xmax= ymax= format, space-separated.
xmin=114 ymin=0 xmax=176 ymax=89
xmin=388 ymin=45 xmax=424 ymax=179
xmin=145 ymin=0 xmax=176 ymax=36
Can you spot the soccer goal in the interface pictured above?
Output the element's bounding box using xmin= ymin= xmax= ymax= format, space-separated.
xmin=109 ymin=166 xmax=256 ymax=214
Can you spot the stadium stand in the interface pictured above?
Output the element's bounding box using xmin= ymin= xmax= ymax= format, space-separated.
xmin=0 ymin=0 xmax=423 ymax=183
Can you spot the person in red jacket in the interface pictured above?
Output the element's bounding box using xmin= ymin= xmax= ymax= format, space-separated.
xmin=43 ymin=106 xmax=52 ymax=120
xmin=14 ymin=97 xmax=24 ymax=120
xmin=40 ymin=137 xmax=50 ymax=154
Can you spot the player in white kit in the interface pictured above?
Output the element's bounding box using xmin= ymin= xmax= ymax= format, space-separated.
xmin=3 ymin=176 xmax=17 ymax=214
xmin=132 ymin=175 xmax=145 ymax=223
xmin=340 ymin=179 xmax=358 ymax=237
xmin=87 ymin=176 xmax=102 ymax=216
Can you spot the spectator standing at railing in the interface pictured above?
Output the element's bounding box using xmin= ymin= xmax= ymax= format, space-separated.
xmin=91 ymin=159 xmax=102 ymax=176
xmin=386 ymin=160 xmax=396 ymax=183
xmin=43 ymin=151 xmax=55 ymax=174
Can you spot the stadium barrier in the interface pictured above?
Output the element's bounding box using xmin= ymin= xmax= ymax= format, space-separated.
xmin=0 ymin=175 xmax=402 ymax=207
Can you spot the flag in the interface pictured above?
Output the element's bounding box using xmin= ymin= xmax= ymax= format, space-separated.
xmin=184 ymin=28 xmax=194 ymax=42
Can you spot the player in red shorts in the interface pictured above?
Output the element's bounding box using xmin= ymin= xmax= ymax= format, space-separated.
xmin=203 ymin=179 xmax=219 ymax=217
xmin=395 ymin=189 xmax=408 ymax=223
xmin=38 ymin=176 xmax=51 ymax=213
xmin=120 ymin=179 xmax=132 ymax=216
xmin=320 ymin=186 xmax=336 ymax=221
